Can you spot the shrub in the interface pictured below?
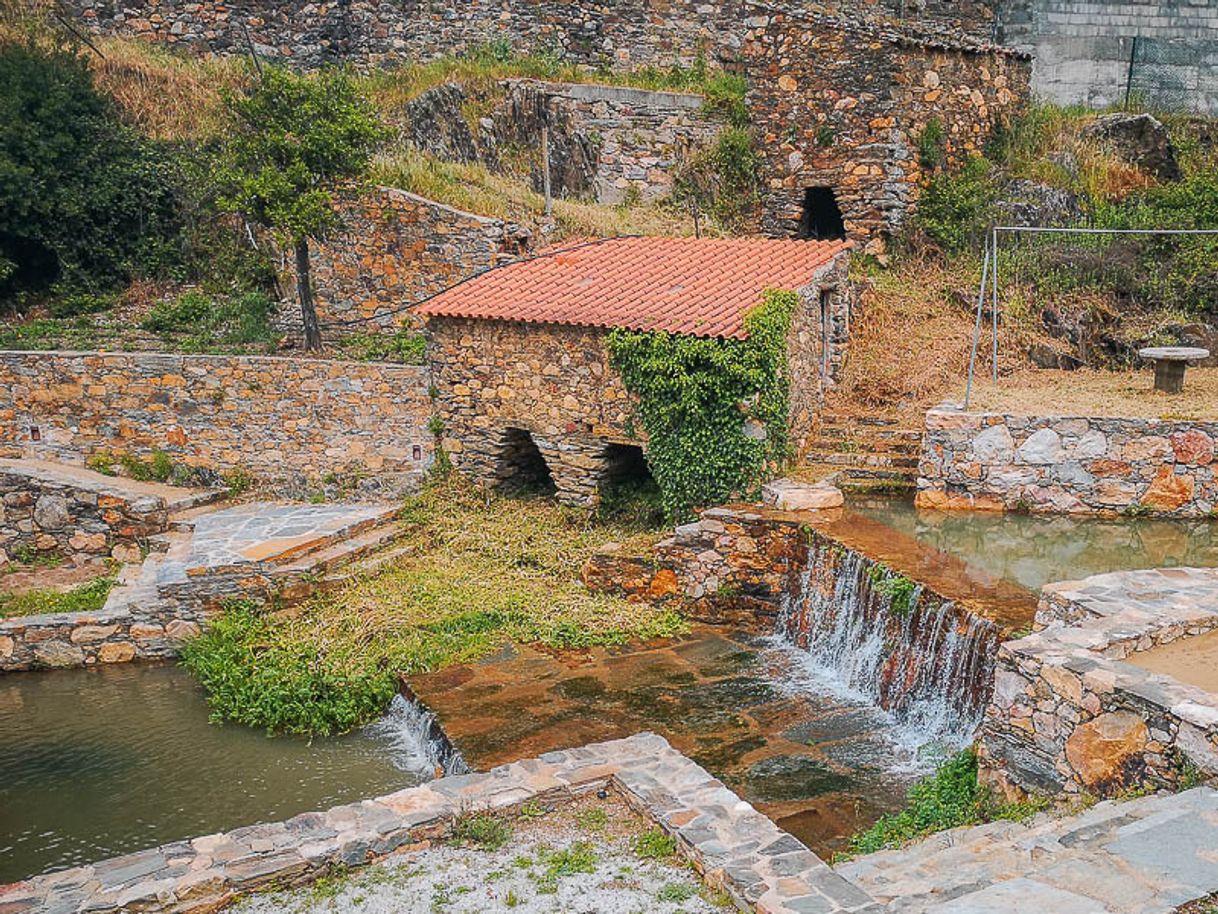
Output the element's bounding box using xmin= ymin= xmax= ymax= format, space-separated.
xmin=180 ymin=601 xmax=400 ymax=736
xmin=335 ymin=328 xmax=427 ymax=364
xmin=672 ymin=126 xmax=761 ymax=232
xmin=913 ymin=156 xmax=997 ymax=254
xmin=0 ymin=40 xmax=178 ymax=307
xmin=846 ymin=749 xmax=1048 ymax=856
xmin=141 ymin=290 xmax=278 ymax=350
xmin=48 ymin=292 xmax=116 ymax=318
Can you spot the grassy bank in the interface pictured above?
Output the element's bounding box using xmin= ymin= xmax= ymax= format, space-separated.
xmin=0 ymin=576 xmax=116 ymax=620
xmin=182 ymin=476 xmax=682 ymax=736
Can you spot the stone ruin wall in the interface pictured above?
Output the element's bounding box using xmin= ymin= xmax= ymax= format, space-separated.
xmin=743 ymin=12 xmax=1030 ymax=250
xmin=0 ymin=351 xmax=434 ymax=494
xmin=66 ymin=0 xmax=998 ymax=70
xmin=0 ymin=465 xmax=169 ymax=565
xmin=918 ymin=406 xmax=1218 ymax=517
xmin=311 ymin=187 xmax=530 ymax=333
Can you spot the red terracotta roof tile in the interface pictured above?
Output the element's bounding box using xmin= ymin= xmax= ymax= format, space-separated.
xmin=414 ymin=236 xmax=850 ymax=339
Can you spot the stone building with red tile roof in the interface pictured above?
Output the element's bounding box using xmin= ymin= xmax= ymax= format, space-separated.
xmin=416 ymin=236 xmax=851 ymax=506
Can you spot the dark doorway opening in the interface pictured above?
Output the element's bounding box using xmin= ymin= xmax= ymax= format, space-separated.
xmin=599 ymin=444 xmax=663 ymax=526
xmin=495 ymin=427 xmax=556 ymax=495
xmin=797 ymin=187 xmax=846 ymax=241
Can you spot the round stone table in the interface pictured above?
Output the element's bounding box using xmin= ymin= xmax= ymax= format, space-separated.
xmin=1138 ymin=346 xmax=1211 ymax=394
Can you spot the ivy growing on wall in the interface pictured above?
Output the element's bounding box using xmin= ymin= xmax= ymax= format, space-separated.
xmin=606 ymin=288 xmax=799 ymax=522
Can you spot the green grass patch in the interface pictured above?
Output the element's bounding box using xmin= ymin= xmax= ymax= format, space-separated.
xmin=843 ymin=749 xmax=1049 ymax=857
xmin=632 ymin=827 xmax=677 ymax=860
xmin=454 ymin=814 xmax=513 ymax=851
xmin=333 ymin=328 xmax=427 ymax=364
xmin=0 ymin=576 xmax=116 ymax=619
xmin=181 ymin=476 xmax=681 ymax=735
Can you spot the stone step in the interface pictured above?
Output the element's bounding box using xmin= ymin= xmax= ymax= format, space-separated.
xmin=816 ymin=426 xmax=923 ymax=444
xmin=274 ymin=520 xmax=405 ymax=579
xmin=164 ymin=487 xmax=229 ymax=516
xmin=807 ymin=436 xmax=922 ymax=455
xmin=168 ymin=500 xmax=232 ymax=532
xmin=819 ymin=415 xmax=907 ymax=428
xmin=803 ymin=451 xmax=921 ymax=469
xmin=319 ymin=541 xmax=417 ymax=590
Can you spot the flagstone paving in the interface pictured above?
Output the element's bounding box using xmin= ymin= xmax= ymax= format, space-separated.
xmin=838 ymin=787 xmax=1218 ymax=914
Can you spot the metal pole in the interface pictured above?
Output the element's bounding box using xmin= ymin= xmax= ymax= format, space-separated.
xmin=991 ymin=227 xmax=1000 ymax=384
xmin=1124 ymin=35 xmax=1138 ymax=111
xmin=964 ymin=236 xmax=991 ymax=411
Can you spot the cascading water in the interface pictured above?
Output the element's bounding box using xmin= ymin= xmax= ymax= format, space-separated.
xmin=365 ymin=694 xmax=469 ymax=778
xmin=776 ymin=535 xmax=1000 ymax=753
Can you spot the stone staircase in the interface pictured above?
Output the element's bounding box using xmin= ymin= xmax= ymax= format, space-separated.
xmin=837 ymin=787 xmax=1218 ymax=913
xmin=798 ymin=415 xmax=924 ymax=493
xmin=105 ymin=501 xmax=410 ymax=618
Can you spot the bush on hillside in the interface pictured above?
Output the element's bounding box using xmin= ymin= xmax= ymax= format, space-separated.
xmin=0 ymin=40 xmax=178 ymax=308
xmin=911 ymin=156 xmax=997 ymax=255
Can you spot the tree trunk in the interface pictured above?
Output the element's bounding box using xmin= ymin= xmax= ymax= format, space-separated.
xmin=295 ymin=237 xmax=322 ymax=353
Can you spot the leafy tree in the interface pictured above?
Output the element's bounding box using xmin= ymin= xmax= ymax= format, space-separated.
xmin=213 ymin=66 xmax=384 ymax=351
xmin=0 ymin=39 xmax=176 ymax=307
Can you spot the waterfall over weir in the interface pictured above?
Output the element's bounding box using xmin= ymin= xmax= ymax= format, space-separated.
xmin=777 ymin=533 xmax=1001 ymax=751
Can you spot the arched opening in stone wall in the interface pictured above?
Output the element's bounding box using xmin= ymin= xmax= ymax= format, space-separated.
xmin=797 ymin=187 xmax=847 ymax=241
xmin=495 ymin=427 xmax=556 ymax=495
xmin=598 ymin=444 xmax=662 ymax=523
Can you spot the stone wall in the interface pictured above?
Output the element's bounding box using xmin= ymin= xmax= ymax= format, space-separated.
xmin=65 ymin=0 xmax=997 ymax=70
xmin=1000 ymin=0 xmax=1218 ymax=114
xmin=788 ymin=259 xmax=852 ymax=454
xmin=0 ymin=352 xmax=433 ymax=493
xmin=979 ymin=567 xmax=1218 ymax=800
xmin=312 ymin=188 xmax=530 ymax=333
xmin=0 ymin=602 xmax=201 ymax=673
xmin=427 ymin=318 xmax=637 ymax=507
xmin=0 ymin=460 xmax=171 ymax=562
xmin=403 ymin=80 xmax=723 ymax=207
xmin=917 ymin=405 xmax=1218 ymax=517
xmin=743 ymin=12 xmax=1029 ymax=250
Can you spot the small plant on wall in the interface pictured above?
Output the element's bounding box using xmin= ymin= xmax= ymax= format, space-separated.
xmin=606 ymin=288 xmax=798 ymax=522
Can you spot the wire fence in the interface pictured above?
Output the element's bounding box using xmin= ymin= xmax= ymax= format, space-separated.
xmin=964 ymin=225 xmax=1218 ymax=408
xmin=1125 ymin=36 xmax=1218 ymax=116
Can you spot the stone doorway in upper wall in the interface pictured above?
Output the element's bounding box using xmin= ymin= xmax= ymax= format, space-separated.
xmin=797 ymin=187 xmax=847 ymax=241
xmin=494 ymin=427 xmax=557 ymax=496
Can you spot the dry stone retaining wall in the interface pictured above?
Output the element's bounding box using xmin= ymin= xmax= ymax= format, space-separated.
xmin=0 ymin=352 xmax=433 ymax=494
xmin=917 ymin=405 xmax=1218 ymax=517
xmin=0 ymin=462 xmax=169 ymax=563
xmin=979 ymin=567 xmax=1218 ymax=799
xmin=65 ymin=0 xmax=996 ymax=70
xmin=312 ymin=188 xmax=531 ymax=333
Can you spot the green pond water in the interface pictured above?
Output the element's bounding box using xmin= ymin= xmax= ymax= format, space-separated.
xmin=853 ymin=497 xmax=1218 ymax=593
xmin=0 ymin=663 xmax=437 ymax=884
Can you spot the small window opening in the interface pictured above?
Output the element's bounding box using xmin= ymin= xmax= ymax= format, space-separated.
xmin=495 ymin=427 xmax=556 ymax=495
xmin=797 ymin=187 xmax=846 ymax=240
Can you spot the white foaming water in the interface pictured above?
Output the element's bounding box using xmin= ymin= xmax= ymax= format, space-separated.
xmin=365 ymin=694 xmax=469 ymax=778
xmin=775 ymin=545 xmax=998 ymax=763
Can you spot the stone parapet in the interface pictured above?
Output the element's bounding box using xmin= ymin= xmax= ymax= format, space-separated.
xmin=0 ymin=732 xmax=879 ymax=914
xmin=917 ymin=405 xmax=1218 ymax=517
xmin=0 ymin=351 xmax=433 ymax=496
xmin=979 ymin=567 xmax=1218 ymax=799
xmin=0 ymin=459 xmax=174 ymax=562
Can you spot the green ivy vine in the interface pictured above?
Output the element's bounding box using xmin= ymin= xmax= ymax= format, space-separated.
xmin=606 ymin=288 xmax=799 ymax=522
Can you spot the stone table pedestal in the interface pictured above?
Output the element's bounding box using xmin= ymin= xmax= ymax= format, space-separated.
xmin=1138 ymin=346 xmax=1210 ymax=393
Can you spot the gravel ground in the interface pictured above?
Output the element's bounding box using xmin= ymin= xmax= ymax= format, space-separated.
xmin=231 ymin=794 xmax=730 ymax=914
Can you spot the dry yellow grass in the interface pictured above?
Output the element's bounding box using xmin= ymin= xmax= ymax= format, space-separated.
xmin=963 ymin=367 xmax=1218 ymax=420
xmin=371 ymin=148 xmax=703 ymax=240
xmin=828 ymin=256 xmax=1050 ymax=421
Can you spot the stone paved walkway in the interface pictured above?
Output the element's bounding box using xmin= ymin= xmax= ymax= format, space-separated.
xmin=839 ymin=787 xmax=1218 ymax=913
xmin=157 ymin=502 xmax=401 ymax=584
xmin=0 ymin=458 xmax=223 ymax=511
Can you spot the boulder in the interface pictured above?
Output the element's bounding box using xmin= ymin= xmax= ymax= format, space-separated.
xmin=994 ymin=179 xmax=1084 ymax=228
xmin=1082 ymin=113 xmax=1181 ymax=181
xmin=761 ymin=478 xmax=844 ymax=512
xmin=1064 ymin=710 xmax=1149 ymax=790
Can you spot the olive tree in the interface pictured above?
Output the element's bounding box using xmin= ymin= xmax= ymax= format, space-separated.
xmin=214 ymin=66 xmax=383 ymax=351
